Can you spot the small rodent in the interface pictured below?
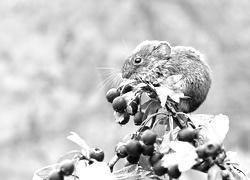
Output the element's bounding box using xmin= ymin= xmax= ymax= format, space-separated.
xmin=122 ymin=40 xmax=212 ymax=113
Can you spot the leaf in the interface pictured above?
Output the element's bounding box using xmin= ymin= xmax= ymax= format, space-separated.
xmin=178 ymin=151 xmax=198 ymax=172
xmin=58 ymin=150 xmax=82 ymax=163
xmin=78 ymin=162 xmax=117 ymax=180
xmin=197 ymin=114 xmax=229 ymax=144
xmin=32 ymin=164 xmax=60 ymax=180
xmin=161 ymin=141 xmax=198 ymax=172
xmin=168 ymin=141 xmax=196 ymax=153
xmin=155 ymin=86 xmax=173 ymax=107
xmin=159 ymin=131 xmax=172 ymax=154
xmin=138 ymin=155 xmax=152 ymax=171
xmin=168 ymin=90 xmax=185 ymax=103
xmin=161 ymin=153 xmax=181 ymax=168
xmin=67 ymin=131 xmax=90 ymax=157
xmin=210 ymin=114 xmax=229 ymax=143
xmin=113 ymin=164 xmax=139 ymax=177
xmin=142 ymin=100 xmax=161 ymax=122
xmin=164 ymin=75 xmax=183 ymax=87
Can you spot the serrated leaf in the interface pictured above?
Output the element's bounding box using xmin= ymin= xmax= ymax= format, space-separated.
xmin=198 ymin=114 xmax=229 ymax=144
xmin=155 ymin=86 xmax=173 ymax=107
xmin=67 ymin=131 xmax=90 ymax=157
xmin=78 ymin=162 xmax=117 ymax=180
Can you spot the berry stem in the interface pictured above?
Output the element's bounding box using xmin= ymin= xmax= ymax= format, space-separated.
xmin=108 ymin=154 xmax=120 ymax=172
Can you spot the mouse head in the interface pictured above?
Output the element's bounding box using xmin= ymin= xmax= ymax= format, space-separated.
xmin=122 ymin=40 xmax=171 ymax=80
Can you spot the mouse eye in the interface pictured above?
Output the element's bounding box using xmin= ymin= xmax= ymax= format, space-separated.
xmin=133 ymin=58 xmax=143 ymax=65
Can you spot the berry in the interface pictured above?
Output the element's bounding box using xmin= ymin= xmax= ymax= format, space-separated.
xmin=118 ymin=112 xmax=130 ymax=125
xmin=125 ymin=139 xmax=143 ymax=157
xmin=177 ymin=127 xmax=197 ymax=142
xmin=60 ymin=159 xmax=75 ymax=176
xmin=141 ymin=143 xmax=155 ymax=156
xmin=141 ymin=129 xmax=157 ymax=145
xmin=134 ymin=111 xmax=144 ymax=125
xmin=149 ymin=152 xmax=163 ymax=166
xmin=153 ymin=160 xmax=168 ymax=176
xmin=196 ymin=144 xmax=208 ymax=159
xmin=48 ymin=169 xmax=64 ymax=180
xmin=126 ymin=155 xmax=140 ymax=164
xmin=89 ymin=147 xmax=105 ymax=162
xmin=122 ymin=84 xmax=133 ymax=94
xmin=112 ymin=96 xmax=127 ymax=112
xmin=168 ymin=164 xmax=181 ymax=179
xmin=116 ymin=144 xmax=128 ymax=158
xmin=205 ymin=142 xmax=221 ymax=157
xmin=127 ymin=101 xmax=138 ymax=115
xmin=106 ymin=88 xmax=120 ymax=103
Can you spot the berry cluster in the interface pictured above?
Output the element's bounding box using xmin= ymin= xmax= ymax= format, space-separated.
xmin=48 ymin=147 xmax=105 ymax=180
xmin=106 ymin=84 xmax=143 ymax=125
xmin=34 ymin=80 xmax=246 ymax=180
xmin=115 ymin=129 xmax=157 ymax=164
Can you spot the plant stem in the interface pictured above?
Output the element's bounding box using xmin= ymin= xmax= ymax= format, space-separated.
xmin=108 ymin=154 xmax=120 ymax=172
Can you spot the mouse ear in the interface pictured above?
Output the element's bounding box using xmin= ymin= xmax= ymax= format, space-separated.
xmin=152 ymin=41 xmax=171 ymax=59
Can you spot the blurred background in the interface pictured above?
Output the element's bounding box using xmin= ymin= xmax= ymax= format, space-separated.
xmin=0 ymin=0 xmax=249 ymax=179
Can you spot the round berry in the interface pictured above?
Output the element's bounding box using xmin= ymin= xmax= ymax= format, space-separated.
xmin=127 ymin=101 xmax=138 ymax=115
xmin=141 ymin=143 xmax=155 ymax=156
xmin=196 ymin=144 xmax=208 ymax=159
xmin=48 ymin=169 xmax=64 ymax=180
xmin=141 ymin=129 xmax=157 ymax=145
xmin=116 ymin=144 xmax=128 ymax=158
xmin=118 ymin=112 xmax=130 ymax=125
xmin=60 ymin=159 xmax=75 ymax=176
xmin=125 ymin=139 xmax=143 ymax=157
xmin=205 ymin=142 xmax=221 ymax=157
xmin=106 ymin=88 xmax=120 ymax=103
xmin=126 ymin=155 xmax=140 ymax=164
xmin=168 ymin=164 xmax=181 ymax=179
xmin=153 ymin=160 xmax=168 ymax=176
xmin=149 ymin=152 xmax=163 ymax=166
xmin=177 ymin=127 xmax=197 ymax=142
xmin=89 ymin=147 xmax=105 ymax=162
xmin=122 ymin=84 xmax=133 ymax=94
xmin=134 ymin=111 xmax=144 ymax=125
xmin=112 ymin=96 xmax=127 ymax=112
